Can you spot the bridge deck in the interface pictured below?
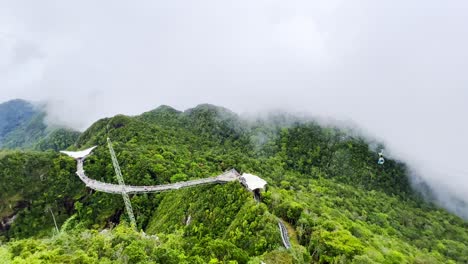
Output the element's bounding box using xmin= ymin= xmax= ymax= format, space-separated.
xmin=76 ymin=159 xmax=240 ymax=194
xmin=278 ymin=219 xmax=292 ymax=249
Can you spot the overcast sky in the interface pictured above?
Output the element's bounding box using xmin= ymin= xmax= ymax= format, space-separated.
xmin=1 ymin=1 xmax=467 ymax=217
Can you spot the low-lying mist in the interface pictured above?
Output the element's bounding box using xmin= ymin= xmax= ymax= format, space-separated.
xmin=1 ymin=1 xmax=467 ymax=218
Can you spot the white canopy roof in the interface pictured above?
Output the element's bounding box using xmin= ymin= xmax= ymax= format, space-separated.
xmin=240 ymin=173 xmax=267 ymax=191
xmin=60 ymin=146 xmax=97 ymax=159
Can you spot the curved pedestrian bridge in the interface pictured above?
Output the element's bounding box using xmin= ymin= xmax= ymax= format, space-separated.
xmin=61 ymin=146 xmax=242 ymax=194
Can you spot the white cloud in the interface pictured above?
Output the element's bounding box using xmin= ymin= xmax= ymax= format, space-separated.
xmin=0 ymin=0 xmax=467 ymax=217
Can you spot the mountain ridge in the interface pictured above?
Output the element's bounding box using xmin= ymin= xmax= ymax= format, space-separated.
xmin=0 ymin=99 xmax=80 ymax=151
xmin=0 ymin=101 xmax=467 ymax=263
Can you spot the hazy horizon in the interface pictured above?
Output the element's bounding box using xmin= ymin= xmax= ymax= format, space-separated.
xmin=1 ymin=0 xmax=467 ymax=218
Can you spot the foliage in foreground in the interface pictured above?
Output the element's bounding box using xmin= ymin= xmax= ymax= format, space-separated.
xmin=0 ymin=104 xmax=467 ymax=263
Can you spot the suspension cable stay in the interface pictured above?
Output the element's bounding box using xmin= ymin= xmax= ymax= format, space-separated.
xmin=107 ymin=137 xmax=137 ymax=228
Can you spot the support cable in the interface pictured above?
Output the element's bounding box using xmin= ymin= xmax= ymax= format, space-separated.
xmin=107 ymin=137 xmax=137 ymax=228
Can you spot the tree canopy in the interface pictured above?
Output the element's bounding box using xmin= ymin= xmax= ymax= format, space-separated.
xmin=0 ymin=104 xmax=466 ymax=263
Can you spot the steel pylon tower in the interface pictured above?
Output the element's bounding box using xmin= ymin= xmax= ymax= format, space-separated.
xmin=107 ymin=137 xmax=137 ymax=228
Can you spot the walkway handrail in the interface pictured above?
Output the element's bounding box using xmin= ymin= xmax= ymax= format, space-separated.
xmin=75 ymin=158 xmax=240 ymax=194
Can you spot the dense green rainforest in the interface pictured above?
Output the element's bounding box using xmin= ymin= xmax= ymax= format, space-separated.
xmin=0 ymin=103 xmax=467 ymax=263
xmin=0 ymin=99 xmax=79 ymax=151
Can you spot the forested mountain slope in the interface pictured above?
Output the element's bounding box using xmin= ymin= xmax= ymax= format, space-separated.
xmin=0 ymin=99 xmax=38 ymax=147
xmin=0 ymin=99 xmax=80 ymax=150
xmin=0 ymin=104 xmax=466 ymax=263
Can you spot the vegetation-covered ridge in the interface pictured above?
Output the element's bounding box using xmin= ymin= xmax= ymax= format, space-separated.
xmin=0 ymin=99 xmax=80 ymax=151
xmin=0 ymin=103 xmax=467 ymax=263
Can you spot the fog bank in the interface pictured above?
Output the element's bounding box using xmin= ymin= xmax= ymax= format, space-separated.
xmin=1 ymin=1 xmax=467 ymax=218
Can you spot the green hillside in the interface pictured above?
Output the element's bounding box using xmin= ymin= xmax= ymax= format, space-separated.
xmin=0 ymin=99 xmax=38 ymax=147
xmin=0 ymin=104 xmax=466 ymax=263
xmin=0 ymin=99 xmax=80 ymax=150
